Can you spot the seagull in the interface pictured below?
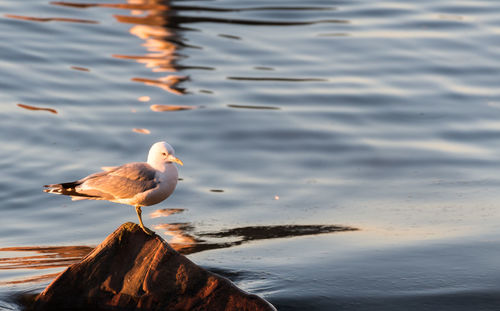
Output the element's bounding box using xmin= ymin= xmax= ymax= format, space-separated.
xmin=43 ymin=141 xmax=183 ymax=235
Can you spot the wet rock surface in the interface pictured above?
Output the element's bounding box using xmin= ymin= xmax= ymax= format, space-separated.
xmin=29 ymin=223 xmax=276 ymax=311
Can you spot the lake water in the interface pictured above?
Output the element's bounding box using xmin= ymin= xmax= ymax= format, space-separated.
xmin=2 ymin=0 xmax=500 ymax=310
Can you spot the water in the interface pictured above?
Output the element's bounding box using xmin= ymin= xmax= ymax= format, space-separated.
xmin=1 ymin=0 xmax=500 ymax=310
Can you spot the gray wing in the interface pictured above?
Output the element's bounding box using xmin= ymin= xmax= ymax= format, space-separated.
xmin=77 ymin=162 xmax=158 ymax=200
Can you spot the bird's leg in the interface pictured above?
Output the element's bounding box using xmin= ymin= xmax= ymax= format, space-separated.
xmin=135 ymin=206 xmax=154 ymax=235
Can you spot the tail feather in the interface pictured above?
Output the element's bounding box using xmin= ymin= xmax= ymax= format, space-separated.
xmin=43 ymin=181 xmax=97 ymax=198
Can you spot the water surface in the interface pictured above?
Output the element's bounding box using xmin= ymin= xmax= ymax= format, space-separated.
xmin=2 ymin=0 xmax=500 ymax=310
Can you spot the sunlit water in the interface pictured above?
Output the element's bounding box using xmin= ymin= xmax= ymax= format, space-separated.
xmin=2 ymin=0 xmax=500 ymax=310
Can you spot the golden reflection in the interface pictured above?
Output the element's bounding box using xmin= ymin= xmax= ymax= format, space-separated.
xmin=154 ymin=223 xmax=198 ymax=252
xmin=150 ymin=208 xmax=196 ymax=251
xmin=0 ymin=272 xmax=61 ymax=286
xmin=0 ymin=246 xmax=93 ymax=270
xmin=150 ymin=208 xmax=185 ymax=219
xmin=138 ymin=95 xmax=151 ymax=102
xmin=47 ymin=1 xmax=341 ymax=98
xmin=51 ymin=0 xmax=190 ymax=96
xmin=0 ymin=246 xmax=93 ymax=285
xmin=0 ymin=223 xmax=355 ymax=285
xmin=150 ymin=104 xmax=195 ymax=112
xmin=132 ymin=77 xmax=188 ymax=95
xmin=111 ymin=0 xmax=189 ymax=96
xmin=51 ymin=2 xmax=169 ymax=11
xmin=17 ymin=103 xmax=58 ymax=114
xmin=5 ymin=14 xmax=98 ymax=24
xmin=132 ymin=128 xmax=151 ymax=134
xmin=148 ymin=208 xmax=357 ymax=255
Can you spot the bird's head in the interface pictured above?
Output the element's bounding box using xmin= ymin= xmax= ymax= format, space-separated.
xmin=148 ymin=141 xmax=183 ymax=167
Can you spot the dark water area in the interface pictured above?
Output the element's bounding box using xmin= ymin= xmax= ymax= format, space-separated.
xmin=2 ymin=0 xmax=500 ymax=310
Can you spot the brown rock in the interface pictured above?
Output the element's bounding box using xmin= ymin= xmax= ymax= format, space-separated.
xmin=30 ymin=223 xmax=276 ymax=311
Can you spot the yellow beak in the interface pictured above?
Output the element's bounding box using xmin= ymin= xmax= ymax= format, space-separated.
xmin=167 ymin=154 xmax=184 ymax=166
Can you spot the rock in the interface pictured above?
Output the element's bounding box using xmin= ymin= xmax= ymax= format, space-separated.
xmin=30 ymin=222 xmax=276 ymax=311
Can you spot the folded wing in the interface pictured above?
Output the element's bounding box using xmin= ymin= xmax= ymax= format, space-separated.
xmin=44 ymin=162 xmax=158 ymax=201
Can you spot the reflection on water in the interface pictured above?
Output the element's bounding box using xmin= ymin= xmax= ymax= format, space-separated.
xmin=209 ymin=189 xmax=224 ymax=193
xmin=0 ymin=246 xmax=93 ymax=269
xmin=154 ymin=222 xmax=199 ymax=252
xmin=227 ymin=76 xmax=328 ymax=82
xmin=191 ymin=224 xmax=357 ymax=255
xmin=113 ymin=0 xmax=190 ymax=96
xmin=137 ymin=96 xmax=151 ymax=102
xmin=227 ymin=104 xmax=280 ymax=110
xmin=6 ymin=0 xmax=500 ymax=309
xmin=0 ymin=246 xmax=93 ymax=285
xmin=131 ymin=77 xmax=188 ymax=95
xmin=50 ymin=1 xmax=343 ymax=96
xmin=52 ymin=2 xmax=336 ymax=13
xmin=0 ymin=209 xmax=356 ymax=285
xmin=154 ymin=220 xmax=357 ymax=255
xmin=17 ymin=104 xmax=58 ymax=115
xmin=4 ymin=14 xmax=98 ymax=24
xmin=150 ymin=208 xmax=185 ymax=219
xmin=53 ymin=0 xmax=191 ymax=95
xmin=132 ymin=128 xmax=151 ymax=134
xmin=218 ymin=34 xmax=241 ymax=40
xmin=50 ymin=2 xmax=169 ymax=10
xmin=70 ymin=66 xmax=90 ymax=72
xmin=153 ymin=210 xmax=358 ymax=255
xmin=150 ymin=104 xmax=196 ymax=111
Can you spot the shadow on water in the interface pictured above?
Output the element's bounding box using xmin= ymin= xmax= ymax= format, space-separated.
xmin=156 ymin=223 xmax=357 ymax=255
xmin=0 ymin=209 xmax=357 ymax=286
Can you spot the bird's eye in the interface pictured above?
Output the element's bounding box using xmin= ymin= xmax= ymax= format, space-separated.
xmin=162 ymin=152 xmax=167 ymax=156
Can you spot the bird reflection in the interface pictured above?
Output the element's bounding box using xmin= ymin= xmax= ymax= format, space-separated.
xmin=150 ymin=208 xmax=185 ymax=218
xmin=154 ymin=223 xmax=199 ymax=252
xmin=152 ymin=208 xmax=198 ymax=251
xmin=151 ymin=207 xmax=357 ymax=255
